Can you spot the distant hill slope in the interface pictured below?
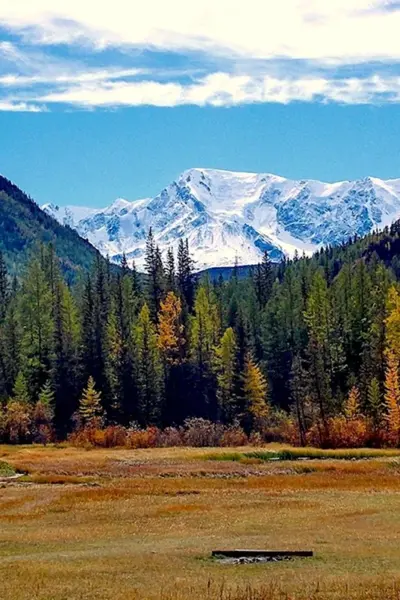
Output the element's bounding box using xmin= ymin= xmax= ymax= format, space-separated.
xmin=0 ymin=175 xmax=104 ymax=279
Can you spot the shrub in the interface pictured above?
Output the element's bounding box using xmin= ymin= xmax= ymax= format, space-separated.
xmin=158 ymin=427 xmax=183 ymax=447
xmin=4 ymin=400 xmax=32 ymax=444
xmin=126 ymin=425 xmax=161 ymax=449
xmin=305 ymin=416 xmax=369 ymax=449
xmin=182 ymin=418 xmax=224 ymax=447
xmin=220 ymin=422 xmax=248 ymax=447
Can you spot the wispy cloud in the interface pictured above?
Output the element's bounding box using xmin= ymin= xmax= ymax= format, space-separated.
xmin=1 ymin=1 xmax=400 ymax=110
xmin=0 ymin=100 xmax=45 ymax=112
xmin=33 ymin=73 xmax=400 ymax=108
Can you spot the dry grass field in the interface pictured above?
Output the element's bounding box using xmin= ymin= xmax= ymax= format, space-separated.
xmin=2 ymin=445 xmax=400 ymax=599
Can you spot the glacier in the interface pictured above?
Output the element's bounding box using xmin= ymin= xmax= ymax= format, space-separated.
xmin=42 ymin=168 xmax=400 ymax=271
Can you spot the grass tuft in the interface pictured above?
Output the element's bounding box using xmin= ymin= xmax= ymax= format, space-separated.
xmin=0 ymin=460 xmax=16 ymax=477
xmin=205 ymin=447 xmax=400 ymax=462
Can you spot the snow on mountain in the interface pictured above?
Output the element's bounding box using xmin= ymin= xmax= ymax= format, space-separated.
xmin=42 ymin=169 xmax=400 ymax=271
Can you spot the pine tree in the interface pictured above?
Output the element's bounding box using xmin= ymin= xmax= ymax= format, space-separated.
xmin=145 ymin=229 xmax=165 ymax=319
xmin=1 ymin=300 xmax=20 ymax=396
xmin=290 ymin=354 xmax=308 ymax=445
xmin=0 ymin=251 xmax=8 ymax=322
xmin=104 ymin=301 xmax=124 ymax=417
xmin=166 ymin=247 xmax=176 ymax=292
xmin=79 ymin=376 xmax=104 ymax=427
xmin=304 ymin=269 xmax=338 ymax=429
xmin=177 ymin=239 xmax=195 ymax=311
xmin=135 ymin=304 xmax=162 ymax=424
xmin=260 ymin=251 xmax=274 ymax=306
xmin=12 ymin=372 xmax=30 ymax=404
xmin=18 ymin=258 xmax=53 ymax=396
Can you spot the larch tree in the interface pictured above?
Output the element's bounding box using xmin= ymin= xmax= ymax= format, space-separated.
xmin=214 ymin=327 xmax=238 ymax=423
xmin=157 ymin=291 xmax=185 ymax=366
xmin=79 ymin=376 xmax=104 ymax=427
xmin=344 ymin=386 xmax=362 ymax=420
xmin=243 ymin=353 xmax=269 ymax=431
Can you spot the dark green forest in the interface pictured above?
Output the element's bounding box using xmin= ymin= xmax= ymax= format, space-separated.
xmin=0 ymin=175 xmax=104 ymax=280
xmin=2 ymin=218 xmax=400 ymax=447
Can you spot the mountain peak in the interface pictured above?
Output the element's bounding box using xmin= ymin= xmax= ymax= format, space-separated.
xmin=42 ymin=168 xmax=400 ymax=271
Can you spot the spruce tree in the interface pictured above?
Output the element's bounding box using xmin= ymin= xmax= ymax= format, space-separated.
xmin=177 ymin=239 xmax=195 ymax=311
xmin=145 ymin=229 xmax=165 ymax=319
xmin=0 ymin=251 xmax=8 ymax=322
xmin=18 ymin=258 xmax=53 ymax=396
xmin=135 ymin=303 xmax=162 ymax=425
xmin=166 ymin=248 xmax=176 ymax=292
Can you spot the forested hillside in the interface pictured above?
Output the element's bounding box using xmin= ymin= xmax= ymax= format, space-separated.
xmin=0 ymin=175 xmax=104 ymax=280
xmin=2 ymin=223 xmax=400 ymax=447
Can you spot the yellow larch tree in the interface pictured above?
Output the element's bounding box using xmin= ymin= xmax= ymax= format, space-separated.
xmin=243 ymin=353 xmax=270 ymax=430
xmin=157 ymin=291 xmax=185 ymax=365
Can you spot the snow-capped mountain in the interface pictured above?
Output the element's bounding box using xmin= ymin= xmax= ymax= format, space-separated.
xmin=42 ymin=168 xmax=400 ymax=271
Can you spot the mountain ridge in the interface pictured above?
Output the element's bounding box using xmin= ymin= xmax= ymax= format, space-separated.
xmin=42 ymin=168 xmax=400 ymax=271
xmin=0 ymin=174 xmax=107 ymax=279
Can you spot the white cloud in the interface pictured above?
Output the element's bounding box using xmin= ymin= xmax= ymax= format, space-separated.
xmin=1 ymin=1 xmax=400 ymax=110
xmin=1 ymin=0 xmax=400 ymax=64
xmin=34 ymin=72 xmax=400 ymax=107
xmin=0 ymin=100 xmax=45 ymax=112
xmin=0 ymin=68 xmax=144 ymax=87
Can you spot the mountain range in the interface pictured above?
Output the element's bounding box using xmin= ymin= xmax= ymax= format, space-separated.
xmin=42 ymin=168 xmax=400 ymax=271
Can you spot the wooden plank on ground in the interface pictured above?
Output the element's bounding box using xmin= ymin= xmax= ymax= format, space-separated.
xmin=212 ymin=550 xmax=313 ymax=558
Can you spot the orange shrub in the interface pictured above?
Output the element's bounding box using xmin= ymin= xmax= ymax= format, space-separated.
xmin=306 ymin=417 xmax=369 ymax=449
xmin=126 ymin=426 xmax=161 ymax=449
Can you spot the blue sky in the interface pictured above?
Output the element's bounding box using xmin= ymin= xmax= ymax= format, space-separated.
xmin=1 ymin=1 xmax=400 ymax=207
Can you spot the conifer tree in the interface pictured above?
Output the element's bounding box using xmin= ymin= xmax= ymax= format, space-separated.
xmin=384 ymin=350 xmax=400 ymax=445
xmin=214 ymin=327 xmax=238 ymax=422
xmin=12 ymin=372 xmax=30 ymax=404
xmin=253 ymin=251 xmax=273 ymax=307
xmin=166 ymin=248 xmax=176 ymax=292
xmin=0 ymin=251 xmax=8 ymax=322
xmin=243 ymin=353 xmax=269 ymax=431
xmin=190 ymin=285 xmax=219 ymax=370
xmin=145 ymin=229 xmax=165 ymax=319
xmin=18 ymin=259 xmax=53 ymax=395
xmin=1 ymin=300 xmax=20 ymax=395
xmin=105 ymin=301 xmax=124 ymax=417
xmin=79 ymin=376 xmax=104 ymax=427
xmin=33 ymin=380 xmax=55 ymax=444
xmin=135 ymin=304 xmax=162 ymax=424
xmin=177 ymin=239 xmax=195 ymax=311
xmin=157 ymin=292 xmax=185 ymax=365
xmin=367 ymin=377 xmax=382 ymax=430
xmin=304 ymin=269 xmax=336 ymax=429
xmin=344 ymin=386 xmax=361 ymax=420
xmin=290 ymin=354 xmax=308 ymax=445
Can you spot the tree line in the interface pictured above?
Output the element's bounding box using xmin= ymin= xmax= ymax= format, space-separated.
xmin=2 ymin=222 xmax=400 ymax=447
